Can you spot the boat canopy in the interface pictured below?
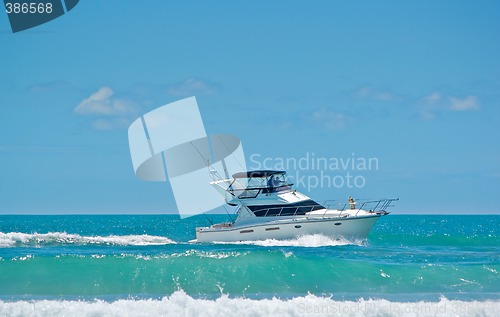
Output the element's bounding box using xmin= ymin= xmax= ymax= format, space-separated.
xmin=232 ymin=170 xmax=285 ymax=179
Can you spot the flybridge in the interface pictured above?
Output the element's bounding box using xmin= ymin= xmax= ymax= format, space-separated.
xmin=226 ymin=170 xmax=292 ymax=199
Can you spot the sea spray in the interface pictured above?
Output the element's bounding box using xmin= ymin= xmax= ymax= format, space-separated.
xmin=216 ymin=234 xmax=365 ymax=247
xmin=1 ymin=291 xmax=499 ymax=317
xmin=0 ymin=232 xmax=176 ymax=247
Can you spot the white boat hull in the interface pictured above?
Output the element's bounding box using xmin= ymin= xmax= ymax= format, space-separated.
xmin=194 ymin=214 xmax=384 ymax=243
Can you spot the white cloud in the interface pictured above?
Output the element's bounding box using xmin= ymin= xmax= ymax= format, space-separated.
xmin=167 ymin=78 xmax=219 ymax=96
xmin=418 ymin=92 xmax=480 ymax=120
xmin=422 ymin=92 xmax=442 ymax=104
xmin=355 ymin=86 xmax=397 ymax=101
xmin=74 ymin=87 xmax=139 ymax=130
xmin=419 ymin=110 xmax=436 ymax=121
xmin=356 ymin=87 xmax=372 ymax=97
xmin=449 ymin=95 xmax=480 ymax=111
xmin=312 ymin=107 xmax=348 ymax=129
xmin=374 ymin=92 xmax=395 ymax=101
xmin=74 ymin=87 xmax=138 ymax=116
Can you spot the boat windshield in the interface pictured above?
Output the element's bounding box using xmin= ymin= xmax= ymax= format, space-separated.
xmin=228 ymin=171 xmax=292 ymax=198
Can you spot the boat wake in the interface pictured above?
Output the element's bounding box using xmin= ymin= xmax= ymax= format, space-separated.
xmin=215 ymin=234 xmax=366 ymax=247
xmin=0 ymin=232 xmax=176 ymax=247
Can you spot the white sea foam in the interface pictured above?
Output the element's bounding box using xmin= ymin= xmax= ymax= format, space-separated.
xmin=170 ymin=250 xmax=246 ymax=259
xmin=217 ymin=234 xmax=365 ymax=248
xmin=0 ymin=232 xmax=176 ymax=247
xmin=0 ymin=291 xmax=499 ymax=317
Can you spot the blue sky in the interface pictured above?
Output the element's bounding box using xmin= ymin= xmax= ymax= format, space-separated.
xmin=1 ymin=1 xmax=499 ymax=214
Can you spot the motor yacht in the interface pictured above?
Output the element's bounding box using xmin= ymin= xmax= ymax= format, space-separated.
xmin=193 ymin=170 xmax=397 ymax=242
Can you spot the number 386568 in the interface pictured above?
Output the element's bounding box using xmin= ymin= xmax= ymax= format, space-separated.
xmin=5 ymin=2 xmax=53 ymax=14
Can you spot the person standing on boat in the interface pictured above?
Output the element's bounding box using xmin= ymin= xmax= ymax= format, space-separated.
xmin=267 ymin=175 xmax=281 ymax=192
xmin=267 ymin=175 xmax=275 ymax=192
xmin=348 ymin=196 xmax=356 ymax=210
xmin=272 ymin=175 xmax=281 ymax=187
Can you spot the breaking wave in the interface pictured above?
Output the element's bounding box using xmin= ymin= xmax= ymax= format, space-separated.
xmin=0 ymin=232 xmax=176 ymax=247
xmin=0 ymin=290 xmax=498 ymax=317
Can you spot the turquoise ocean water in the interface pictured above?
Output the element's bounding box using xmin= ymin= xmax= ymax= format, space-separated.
xmin=0 ymin=214 xmax=499 ymax=316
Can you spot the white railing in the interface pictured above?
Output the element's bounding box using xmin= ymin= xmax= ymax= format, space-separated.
xmin=250 ymin=198 xmax=399 ymax=219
